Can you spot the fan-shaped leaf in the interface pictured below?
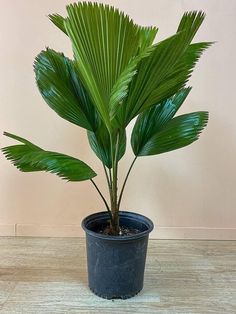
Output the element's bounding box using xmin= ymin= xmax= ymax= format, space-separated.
xmin=109 ymin=44 xmax=155 ymax=119
xmin=34 ymin=48 xmax=98 ymax=131
xmin=108 ymin=26 xmax=158 ymax=119
xmin=133 ymin=112 xmax=208 ymax=156
xmin=87 ymin=126 xmax=126 ymax=169
xmin=144 ymin=41 xmax=213 ymax=108
xmin=131 ymin=88 xmax=192 ymax=155
xmin=2 ymin=132 xmax=96 ymax=181
xmin=49 ymin=7 xmax=158 ymax=126
xmin=121 ymin=11 xmax=209 ymax=126
xmin=64 ymin=2 xmax=143 ymax=130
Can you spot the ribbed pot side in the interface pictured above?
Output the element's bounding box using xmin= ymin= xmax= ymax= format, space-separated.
xmin=82 ymin=211 xmax=154 ymax=299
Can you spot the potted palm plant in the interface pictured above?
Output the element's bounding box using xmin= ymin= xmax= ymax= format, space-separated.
xmin=2 ymin=2 xmax=211 ymax=299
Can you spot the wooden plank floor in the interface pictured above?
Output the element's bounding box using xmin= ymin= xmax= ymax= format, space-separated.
xmin=0 ymin=238 xmax=235 ymax=313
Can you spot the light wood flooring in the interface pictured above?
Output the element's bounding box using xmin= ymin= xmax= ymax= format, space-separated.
xmin=0 ymin=237 xmax=235 ymax=313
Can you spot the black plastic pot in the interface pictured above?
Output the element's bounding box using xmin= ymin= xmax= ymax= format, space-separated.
xmin=81 ymin=211 xmax=154 ymax=299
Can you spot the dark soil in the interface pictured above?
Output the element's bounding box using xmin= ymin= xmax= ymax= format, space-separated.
xmin=99 ymin=225 xmax=141 ymax=236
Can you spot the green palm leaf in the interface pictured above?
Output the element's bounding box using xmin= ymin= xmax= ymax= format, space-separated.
xmin=132 ymin=88 xmax=191 ymax=155
xmin=132 ymin=111 xmax=208 ymax=156
xmin=2 ymin=132 xmax=96 ymax=181
xmin=64 ymin=2 xmax=144 ymax=130
xmin=109 ymin=45 xmax=155 ymax=120
xmin=48 ymin=14 xmax=67 ymax=35
xmin=87 ymin=125 xmax=126 ymax=169
xmin=145 ymin=41 xmax=213 ymax=108
xmin=138 ymin=26 xmax=158 ymax=51
xmin=34 ymin=48 xmax=98 ymax=131
xmin=177 ymin=11 xmax=205 ymax=42
xmin=109 ymin=26 xmax=158 ymax=120
xmin=120 ymin=11 xmax=209 ymax=126
xmin=49 ymin=12 xmax=158 ymax=125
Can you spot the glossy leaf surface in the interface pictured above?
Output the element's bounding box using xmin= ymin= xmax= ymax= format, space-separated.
xmin=64 ymin=2 xmax=156 ymax=129
xmin=132 ymin=88 xmax=192 ymax=155
xmin=132 ymin=111 xmax=208 ymax=156
xmin=2 ymin=132 xmax=96 ymax=181
xmin=87 ymin=126 xmax=126 ymax=169
xmin=34 ymin=48 xmax=98 ymax=131
xmin=120 ymin=11 xmax=208 ymax=126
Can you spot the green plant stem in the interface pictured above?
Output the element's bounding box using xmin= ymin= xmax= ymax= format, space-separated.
xmin=90 ymin=178 xmax=112 ymax=219
xmin=103 ymin=163 xmax=111 ymax=189
xmin=113 ymin=132 xmax=120 ymax=207
xmin=102 ymin=163 xmax=113 ymax=221
xmin=109 ymin=131 xmax=120 ymax=233
xmin=118 ymin=156 xmax=137 ymax=210
xmin=108 ymin=168 xmax=112 ymax=187
xmin=109 ymin=134 xmax=114 ymax=209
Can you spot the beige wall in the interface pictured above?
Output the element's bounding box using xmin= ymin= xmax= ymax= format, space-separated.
xmin=0 ymin=0 xmax=236 ymax=239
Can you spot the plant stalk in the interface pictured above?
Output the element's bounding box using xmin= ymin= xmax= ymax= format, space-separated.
xmin=102 ymin=163 xmax=111 ymax=189
xmin=108 ymin=168 xmax=112 ymax=187
xmin=118 ymin=157 xmax=137 ymax=210
xmin=109 ymin=131 xmax=120 ymax=234
xmin=90 ymin=178 xmax=112 ymax=219
xmin=102 ymin=163 xmax=114 ymax=226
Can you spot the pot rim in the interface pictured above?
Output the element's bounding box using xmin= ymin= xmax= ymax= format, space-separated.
xmin=81 ymin=210 xmax=154 ymax=241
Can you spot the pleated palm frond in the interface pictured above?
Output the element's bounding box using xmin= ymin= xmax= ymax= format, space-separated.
xmin=49 ymin=11 xmax=157 ymax=125
xmin=49 ymin=14 xmax=67 ymax=35
xmin=134 ymin=112 xmax=208 ymax=156
xmin=119 ymin=11 xmax=211 ymax=126
xmin=177 ymin=11 xmax=205 ymax=42
xmin=2 ymin=132 xmax=96 ymax=181
xmin=132 ymin=88 xmax=191 ymax=155
xmin=34 ymin=48 xmax=98 ymax=131
xmin=87 ymin=125 xmax=126 ymax=169
xmin=108 ymin=26 xmax=158 ymax=120
xmin=141 ymin=41 xmax=212 ymax=113
xmin=131 ymin=87 xmax=208 ymax=156
xmin=63 ymin=2 xmax=157 ymax=130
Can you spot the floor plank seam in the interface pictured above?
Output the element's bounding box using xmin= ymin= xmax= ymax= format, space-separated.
xmin=1 ymin=281 xmax=18 ymax=310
